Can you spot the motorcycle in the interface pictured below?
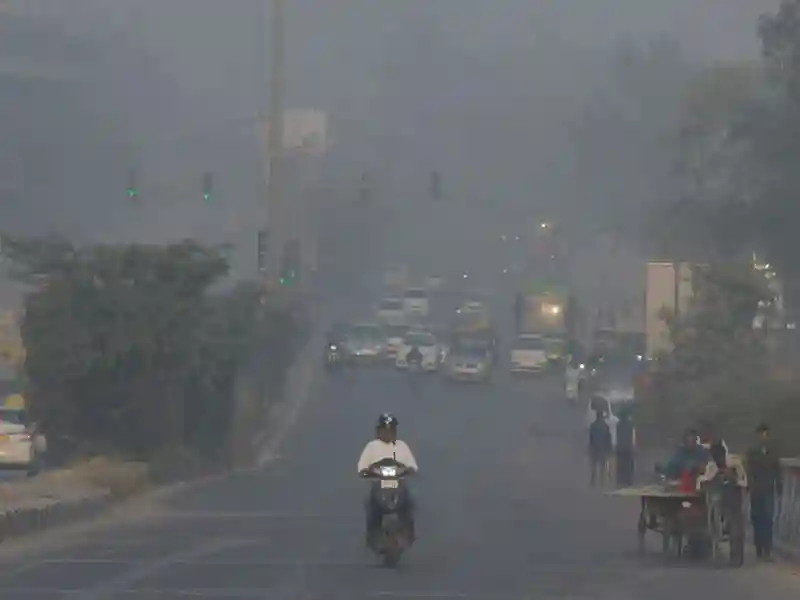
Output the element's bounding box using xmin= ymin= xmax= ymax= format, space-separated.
xmin=324 ymin=342 xmax=342 ymax=371
xmin=362 ymin=457 xmax=414 ymax=566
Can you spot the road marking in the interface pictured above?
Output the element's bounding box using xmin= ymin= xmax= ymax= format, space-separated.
xmin=62 ymin=537 xmax=257 ymax=600
xmin=40 ymin=558 xmax=373 ymax=566
xmin=0 ymin=589 xmax=481 ymax=598
xmin=154 ymin=509 xmax=361 ymax=520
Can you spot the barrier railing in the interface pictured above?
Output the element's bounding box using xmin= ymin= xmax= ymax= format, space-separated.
xmin=775 ymin=458 xmax=800 ymax=558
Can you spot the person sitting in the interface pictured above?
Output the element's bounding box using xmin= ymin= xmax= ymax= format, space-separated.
xmin=664 ymin=428 xmax=710 ymax=481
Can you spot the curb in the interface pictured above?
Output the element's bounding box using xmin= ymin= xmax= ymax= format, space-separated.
xmin=0 ymin=491 xmax=112 ymax=543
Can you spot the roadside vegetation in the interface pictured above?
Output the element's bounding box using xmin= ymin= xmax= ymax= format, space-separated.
xmin=1 ymin=235 xmax=306 ymax=485
xmin=635 ymin=0 xmax=800 ymax=455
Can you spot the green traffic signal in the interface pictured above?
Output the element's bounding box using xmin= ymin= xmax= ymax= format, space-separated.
xmin=202 ymin=171 xmax=213 ymax=202
xmin=127 ymin=167 xmax=139 ymax=200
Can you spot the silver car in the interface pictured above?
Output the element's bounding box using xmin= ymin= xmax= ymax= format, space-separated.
xmin=345 ymin=324 xmax=387 ymax=362
xmin=446 ymin=348 xmax=493 ymax=383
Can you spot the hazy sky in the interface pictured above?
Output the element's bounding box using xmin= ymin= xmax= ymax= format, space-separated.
xmin=0 ymin=0 xmax=787 ymax=281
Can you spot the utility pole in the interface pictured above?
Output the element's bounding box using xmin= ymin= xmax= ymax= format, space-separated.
xmin=265 ymin=0 xmax=286 ymax=286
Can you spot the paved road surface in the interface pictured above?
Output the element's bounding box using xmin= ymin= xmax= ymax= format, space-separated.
xmin=0 ymin=367 xmax=797 ymax=599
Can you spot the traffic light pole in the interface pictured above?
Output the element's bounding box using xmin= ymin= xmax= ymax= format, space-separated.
xmin=264 ymin=0 xmax=286 ymax=286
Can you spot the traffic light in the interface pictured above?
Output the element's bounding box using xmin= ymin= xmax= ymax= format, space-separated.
xmin=430 ymin=170 xmax=441 ymax=200
xmin=202 ymin=171 xmax=213 ymax=202
xmin=257 ymin=229 xmax=268 ymax=273
xmin=127 ymin=167 xmax=139 ymax=200
xmin=279 ymin=239 xmax=300 ymax=285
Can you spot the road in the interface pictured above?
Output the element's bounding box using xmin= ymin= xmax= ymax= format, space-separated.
xmin=0 ymin=364 xmax=797 ymax=598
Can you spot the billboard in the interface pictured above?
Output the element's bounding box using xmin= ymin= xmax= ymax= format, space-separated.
xmin=263 ymin=109 xmax=328 ymax=156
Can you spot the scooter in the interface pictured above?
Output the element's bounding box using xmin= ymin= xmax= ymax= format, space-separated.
xmin=324 ymin=342 xmax=342 ymax=371
xmin=362 ymin=457 xmax=414 ymax=567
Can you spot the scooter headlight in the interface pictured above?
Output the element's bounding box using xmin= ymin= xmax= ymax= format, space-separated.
xmin=379 ymin=466 xmax=398 ymax=477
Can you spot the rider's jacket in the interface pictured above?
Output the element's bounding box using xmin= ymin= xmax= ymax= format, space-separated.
xmin=357 ymin=439 xmax=418 ymax=473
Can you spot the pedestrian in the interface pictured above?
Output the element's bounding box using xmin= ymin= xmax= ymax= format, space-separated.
xmin=589 ymin=408 xmax=613 ymax=487
xmin=745 ymin=422 xmax=783 ymax=560
xmin=615 ymin=406 xmax=636 ymax=486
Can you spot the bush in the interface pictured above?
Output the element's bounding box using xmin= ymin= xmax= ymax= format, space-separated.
xmin=1 ymin=235 xmax=301 ymax=472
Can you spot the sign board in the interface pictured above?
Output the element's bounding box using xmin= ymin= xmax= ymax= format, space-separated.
xmin=263 ymin=109 xmax=328 ymax=156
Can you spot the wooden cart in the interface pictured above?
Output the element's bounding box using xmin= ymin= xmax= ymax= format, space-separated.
xmin=610 ymin=482 xmax=745 ymax=566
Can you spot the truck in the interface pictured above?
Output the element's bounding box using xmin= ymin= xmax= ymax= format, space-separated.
xmin=516 ymin=282 xmax=572 ymax=363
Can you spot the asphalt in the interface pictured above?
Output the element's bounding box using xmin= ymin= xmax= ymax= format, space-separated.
xmin=0 ymin=361 xmax=798 ymax=598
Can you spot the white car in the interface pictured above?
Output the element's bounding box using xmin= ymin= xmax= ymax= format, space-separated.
xmin=403 ymin=288 xmax=430 ymax=318
xmin=425 ymin=275 xmax=444 ymax=291
xmin=344 ymin=323 xmax=387 ymax=361
xmin=510 ymin=335 xmax=549 ymax=373
xmin=458 ymin=300 xmax=486 ymax=315
xmin=376 ymin=298 xmax=405 ymax=325
xmin=395 ymin=330 xmax=440 ymax=371
xmin=0 ymin=405 xmax=46 ymax=476
xmin=384 ymin=323 xmax=410 ymax=360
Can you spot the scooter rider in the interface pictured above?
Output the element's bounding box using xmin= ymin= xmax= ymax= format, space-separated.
xmin=357 ymin=414 xmax=418 ymax=546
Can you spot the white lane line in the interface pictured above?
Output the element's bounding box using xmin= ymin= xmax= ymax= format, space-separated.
xmin=63 ymin=537 xmax=257 ymax=600
xmin=154 ymin=510 xmax=361 ymax=520
xmin=40 ymin=558 xmax=374 ymax=566
xmin=0 ymin=589 xmax=476 ymax=598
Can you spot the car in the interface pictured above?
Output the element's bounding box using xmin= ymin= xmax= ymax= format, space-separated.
xmin=445 ymin=345 xmax=493 ymax=382
xmin=452 ymin=331 xmax=498 ymax=364
xmin=457 ymin=300 xmax=486 ymax=316
xmin=376 ymin=297 xmax=405 ymax=325
xmin=395 ymin=330 xmax=440 ymax=371
xmin=383 ymin=323 xmax=410 ymax=360
xmin=0 ymin=394 xmax=46 ymax=476
xmin=344 ymin=323 xmax=386 ymax=362
xmin=425 ymin=275 xmax=444 ymax=291
xmin=402 ymin=288 xmax=430 ymax=318
xmin=510 ymin=335 xmax=549 ymax=373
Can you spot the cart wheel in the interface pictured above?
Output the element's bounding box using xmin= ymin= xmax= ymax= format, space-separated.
xmin=637 ymin=514 xmax=647 ymax=555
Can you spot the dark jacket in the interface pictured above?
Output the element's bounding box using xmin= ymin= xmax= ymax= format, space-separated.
xmin=589 ymin=420 xmax=613 ymax=456
xmin=616 ymin=418 xmax=635 ymax=453
xmin=746 ymin=443 xmax=783 ymax=496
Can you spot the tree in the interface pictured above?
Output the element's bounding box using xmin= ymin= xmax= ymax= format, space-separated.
xmin=660 ymin=62 xmax=763 ymax=260
xmin=743 ymin=0 xmax=800 ymax=307
xmin=638 ymin=264 xmax=773 ymax=445
xmin=570 ymin=38 xmax=696 ymax=243
xmin=759 ymin=0 xmax=800 ymax=103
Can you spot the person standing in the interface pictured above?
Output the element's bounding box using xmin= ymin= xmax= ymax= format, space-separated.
xmin=615 ymin=407 xmax=636 ymax=486
xmin=745 ymin=423 xmax=783 ymax=560
xmin=589 ymin=409 xmax=613 ymax=487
